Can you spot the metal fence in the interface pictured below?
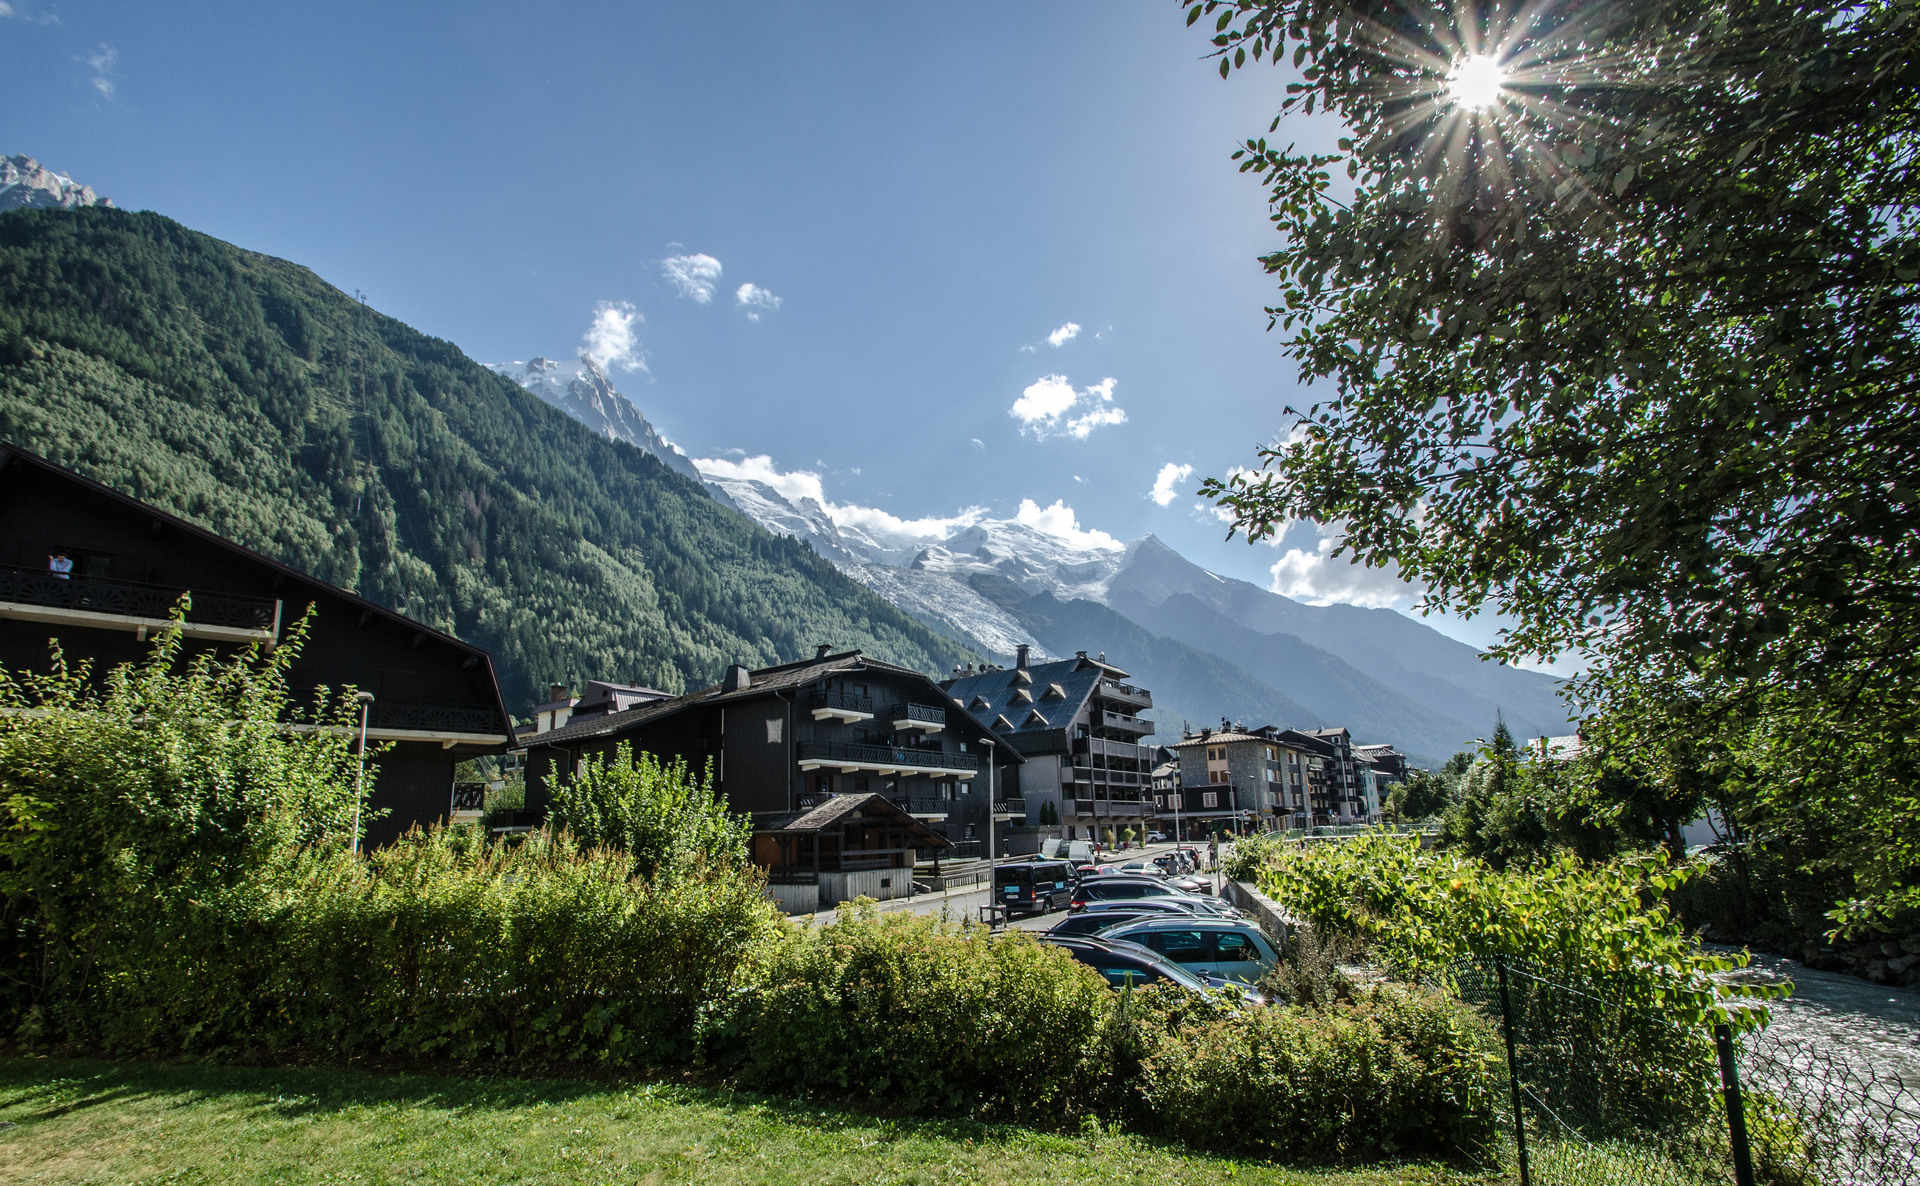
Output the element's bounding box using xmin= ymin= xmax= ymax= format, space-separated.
xmin=1447 ymin=957 xmax=1920 ymax=1186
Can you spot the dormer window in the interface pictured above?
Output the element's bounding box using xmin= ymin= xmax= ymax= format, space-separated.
xmin=992 ymin=714 xmax=1014 ymax=731
xmin=1012 ymin=669 xmax=1032 ymax=686
xmin=1024 ymin=709 xmax=1048 ymax=726
xmin=1011 ymin=688 xmax=1033 ymax=705
xmin=970 ymin=695 xmax=991 ymax=711
xmin=1043 ymin=683 xmax=1066 ymax=700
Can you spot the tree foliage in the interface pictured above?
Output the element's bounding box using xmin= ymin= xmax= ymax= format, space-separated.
xmin=1185 ymin=0 xmax=1920 ymax=932
xmin=547 ymin=744 xmax=749 ymax=881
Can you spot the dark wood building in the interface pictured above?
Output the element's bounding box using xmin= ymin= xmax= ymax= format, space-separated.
xmin=0 ymin=443 xmax=514 ymax=846
xmin=519 ymin=648 xmax=1022 ymax=908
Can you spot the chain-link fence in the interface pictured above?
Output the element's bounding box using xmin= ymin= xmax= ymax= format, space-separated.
xmin=1444 ymin=957 xmax=1919 ymax=1186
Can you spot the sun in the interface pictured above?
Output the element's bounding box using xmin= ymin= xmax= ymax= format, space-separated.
xmin=1446 ymin=54 xmax=1509 ymax=111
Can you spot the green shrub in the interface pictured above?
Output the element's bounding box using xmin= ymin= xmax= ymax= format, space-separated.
xmin=0 ymin=617 xmax=365 ymax=1033
xmin=1134 ymin=984 xmax=1501 ymax=1162
xmin=719 ymin=904 xmax=1113 ymax=1123
xmin=547 ymin=743 xmax=748 ymax=880
xmin=1259 ymin=833 xmax=1776 ymax=1033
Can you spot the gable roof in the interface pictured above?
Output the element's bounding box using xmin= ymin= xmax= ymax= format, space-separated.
xmin=0 ymin=442 xmax=513 ymax=739
xmin=522 ymin=649 xmax=1022 ymax=759
xmin=942 ymin=653 xmax=1109 ymax=739
xmin=772 ymin=791 xmax=949 ymax=846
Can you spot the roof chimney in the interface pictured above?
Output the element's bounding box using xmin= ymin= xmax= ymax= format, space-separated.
xmin=1015 ymin=643 xmax=1030 ymax=669
xmin=548 ymin=683 xmax=570 ymax=703
xmin=816 ymin=644 xmax=832 ymax=659
xmin=725 ymin=664 xmax=752 ymax=692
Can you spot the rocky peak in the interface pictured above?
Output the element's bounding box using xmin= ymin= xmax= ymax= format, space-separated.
xmin=0 ymin=155 xmax=114 ymax=212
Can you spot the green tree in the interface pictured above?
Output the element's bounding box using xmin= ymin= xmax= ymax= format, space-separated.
xmin=1384 ymin=767 xmax=1453 ymax=821
xmin=1186 ymin=0 xmax=1920 ymax=934
xmin=547 ymin=744 xmax=749 ymax=880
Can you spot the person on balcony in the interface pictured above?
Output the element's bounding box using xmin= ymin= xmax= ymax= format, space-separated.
xmin=47 ymin=552 xmax=73 ymax=580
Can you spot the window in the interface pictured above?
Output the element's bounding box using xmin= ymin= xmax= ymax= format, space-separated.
xmin=765 ymin=717 xmax=782 ymax=744
xmin=1202 ymin=791 xmax=1218 ymax=809
xmin=1214 ymin=932 xmax=1256 ymax=962
xmin=1142 ymin=930 xmax=1209 ymax=964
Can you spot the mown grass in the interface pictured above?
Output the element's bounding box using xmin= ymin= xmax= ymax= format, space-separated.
xmin=0 ymin=1057 xmax=1500 ymax=1185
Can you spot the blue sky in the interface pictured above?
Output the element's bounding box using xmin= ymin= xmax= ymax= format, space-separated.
xmin=2 ymin=0 xmax=1542 ymax=664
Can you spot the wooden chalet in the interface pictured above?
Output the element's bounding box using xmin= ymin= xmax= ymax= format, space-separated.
xmin=0 ymin=443 xmax=514 ymax=846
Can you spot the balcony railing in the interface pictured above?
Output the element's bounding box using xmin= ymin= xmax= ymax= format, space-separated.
xmin=1095 ymin=679 xmax=1152 ymax=709
xmin=889 ymin=702 xmax=947 ymax=728
xmin=291 ymin=689 xmax=504 ymax=737
xmin=993 ymin=797 xmax=1025 ymax=817
xmin=796 ymin=740 xmax=980 ymax=774
xmin=887 ymin=791 xmax=950 ymax=816
xmin=808 ymin=689 xmax=875 ymax=717
xmin=0 ymin=564 xmax=278 ymax=631
xmin=1075 ymin=737 xmax=1145 ymax=761
xmin=1098 ymin=710 xmax=1153 ymax=735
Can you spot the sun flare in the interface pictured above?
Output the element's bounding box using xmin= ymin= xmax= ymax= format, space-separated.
xmin=1446 ymin=54 xmax=1509 ymax=111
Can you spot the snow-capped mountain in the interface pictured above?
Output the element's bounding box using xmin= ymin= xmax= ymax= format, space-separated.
xmin=498 ymin=351 xmax=1571 ymax=763
xmin=1 ymin=155 xmax=114 ymax=212
xmin=488 ymin=355 xmax=704 ymax=485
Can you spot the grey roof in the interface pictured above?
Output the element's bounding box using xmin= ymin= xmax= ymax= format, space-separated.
xmin=520 ymin=650 xmax=1020 ymax=759
xmin=771 ymin=792 xmax=948 ymax=846
xmin=942 ymin=654 xmax=1107 ymax=739
xmin=1170 ymin=730 xmax=1267 ymax=749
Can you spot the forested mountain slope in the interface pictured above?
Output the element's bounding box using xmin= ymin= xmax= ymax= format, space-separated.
xmin=0 ymin=208 xmax=972 ymax=707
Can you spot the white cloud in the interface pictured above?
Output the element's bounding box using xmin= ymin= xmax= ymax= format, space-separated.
xmin=0 ymin=5 xmax=15 ymax=18
xmin=580 ymin=300 xmax=646 ymax=373
xmin=692 ymin=454 xmax=987 ymax=549
xmin=1268 ymin=526 xmax=1425 ymax=609
xmin=1012 ymin=499 xmax=1124 ymax=552
xmin=735 ymin=282 xmax=782 ymax=321
xmin=1046 ymin=321 xmax=1081 ymax=348
xmin=968 ymin=437 xmax=985 ymax=451
xmin=1009 ymin=373 xmax=1126 ymax=441
xmin=81 ymin=42 xmax=116 ymax=98
xmin=1149 ymin=462 xmax=1193 ymax=507
xmin=661 ymin=252 xmax=723 ymax=303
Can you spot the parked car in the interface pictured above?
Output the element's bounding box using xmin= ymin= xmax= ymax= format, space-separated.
xmin=994 ymin=859 xmax=1077 ymax=916
xmin=1146 ymin=830 xmax=1168 ymax=843
xmin=1042 ymin=935 xmax=1265 ymax=1005
xmin=1070 ymin=877 xmax=1242 ymax=917
xmin=1092 ymin=863 xmax=1212 ymax=896
xmin=1044 ymin=897 xmax=1216 ymax=937
xmin=1093 ymin=918 xmax=1283 ymax=985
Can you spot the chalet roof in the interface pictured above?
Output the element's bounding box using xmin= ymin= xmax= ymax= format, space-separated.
xmin=0 ymin=442 xmax=514 ymax=740
xmin=1353 ymin=744 xmax=1403 ymax=758
xmin=770 ymin=792 xmax=949 ymax=846
xmin=521 ymin=649 xmax=1021 ymax=760
xmin=942 ymin=653 xmax=1110 ymax=738
xmin=1171 ymin=730 xmax=1265 ymax=748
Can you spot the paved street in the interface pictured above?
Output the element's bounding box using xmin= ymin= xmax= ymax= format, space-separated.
xmin=799 ymin=840 xmax=1227 ymax=930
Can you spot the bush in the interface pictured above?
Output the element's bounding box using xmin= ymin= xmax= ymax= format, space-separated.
xmin=718 ymin=904 xmax=1114 ymax=1123
xmin=1134 ymin=984 xmax=1501 ymax=1162
xmin=547 ymin=744 xmax=748 ymax=880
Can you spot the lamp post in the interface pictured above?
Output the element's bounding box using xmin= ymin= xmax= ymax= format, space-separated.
xmin=982 ymin=737 xmax=996 ymax=871
xmin=350 ymin=690 xmax=374 ymax=855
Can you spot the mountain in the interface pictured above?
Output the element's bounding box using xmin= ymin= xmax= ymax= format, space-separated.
xmin=685 ymin=484 xmax=1568 ymax=764
xmin=486 ymin=355 xmax=706 ymax=485
xmin=1 ymin=155 xmax=114 ymax=212
xmin=489 ymin=352 xmax=1570 ymax=763
xmin=0 ymin=206 xmax=974 ymax=708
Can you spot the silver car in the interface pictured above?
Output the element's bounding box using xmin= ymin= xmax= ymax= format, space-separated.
xmin=1094 ymin=917 xmax=1283 ymax=985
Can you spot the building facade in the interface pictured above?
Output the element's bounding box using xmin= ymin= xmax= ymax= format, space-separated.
xmin=0 ymin=444 xmax=514 ymax=846
xmin=519 ymin=648 xmax=1022 ymax=902
xmin=943 ymin=646 xmax=1156 ymax=844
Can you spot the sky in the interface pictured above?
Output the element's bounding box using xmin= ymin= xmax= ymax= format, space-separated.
xmin=1 ymin=0 xmax=1553 ymax=668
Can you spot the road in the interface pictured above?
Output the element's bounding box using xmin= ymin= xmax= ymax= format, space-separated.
xmin=799 ymin=841 xmax=1223 ymax=930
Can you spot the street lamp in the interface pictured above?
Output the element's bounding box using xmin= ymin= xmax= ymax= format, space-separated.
xmin=350 ymin=690 xmax=374 ymax=855
xmin=982 ymin=737 xmax=996 ymax=870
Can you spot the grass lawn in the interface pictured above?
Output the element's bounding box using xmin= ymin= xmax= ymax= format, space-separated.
xmin=0 ymin=1057 xmax=1501 ymax=1186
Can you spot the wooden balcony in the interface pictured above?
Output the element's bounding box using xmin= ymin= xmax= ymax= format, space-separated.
xmin=796 ymin=740 xmax=979 ymax=778
xmin=889 ymin=701 xmax=948 ymax=732
xmin=809 ymin=689 xmax=875 ymax=723
xmin=0 ymin=564 xmax=280 ymax=645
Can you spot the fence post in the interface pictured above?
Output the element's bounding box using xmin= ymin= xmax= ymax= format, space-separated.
xmin=1496 ymin=960 xmax=1532 ymax=1186
xmin=1714 ymin=1023 xmax=1756 ymax=1186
